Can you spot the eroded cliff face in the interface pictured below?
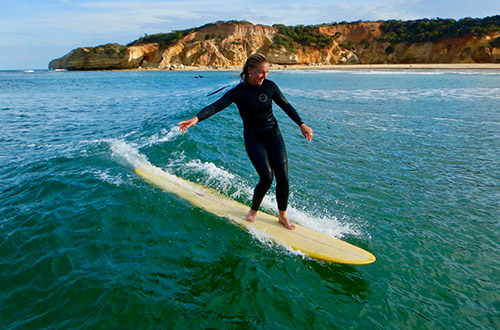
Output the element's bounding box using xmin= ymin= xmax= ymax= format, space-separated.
xmin=49 ymin=22 xmax=500 ymax=70
xmin=159 ymin=23 xmax=278 ymax=68
xmin=318 ymin=22 xmax=384 ymax=44
xmin=124 ymin=44 xmax=161 ymax=68
xmin=317 ymin=22 xmax=500 ymax=64
xmin=355 ymin=31 xmax=500 ymax=64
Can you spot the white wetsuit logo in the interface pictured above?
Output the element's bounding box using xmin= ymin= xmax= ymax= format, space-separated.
xmin=259 ymin=94 xmax=268 ymax=102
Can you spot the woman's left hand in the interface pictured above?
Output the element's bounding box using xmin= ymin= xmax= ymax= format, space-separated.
xmin=300 ymin=123 xmax=314 ymax=142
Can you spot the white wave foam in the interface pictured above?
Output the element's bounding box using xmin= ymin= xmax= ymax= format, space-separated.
xmin=86 ymin=169 xmax=126 ymax=186
xmin=109 ymin=126 xmax=182 ymax=167
xmin=455 ymin=71 xmax=500 ymax=76
xmin=247 ymin=226 xmax=309 ymax=259
xmin=146 ymin=126 xmax=183 ymax=146
xmin=256 ymin=191 xmax=361 ymax=239
xmin=281 ymin=69 xmax=500 ymax=76
xmin=347 ymin=70 xmax=447 ymax=75
xmin=110 ymin=139 xmax=151 ymax=168
xmin=283 ymin=69 xmax=448 ymax=76
xmin=287 ymin=207 xmax=361 ymax=239
xmin=183 ymin=159 xmax=236 ymax=193
xmin=287 ymin=87 xmax=500 ymax=102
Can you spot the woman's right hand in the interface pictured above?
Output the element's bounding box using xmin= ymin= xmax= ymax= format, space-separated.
xmin=178 ymin=116 xmax=199 ymax=132
xmin=300 ymin=123 xmax=314 ymax=142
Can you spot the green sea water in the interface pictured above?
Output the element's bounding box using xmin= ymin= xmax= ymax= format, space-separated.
xmin=1 ymin=69 xmax=499 ymax=329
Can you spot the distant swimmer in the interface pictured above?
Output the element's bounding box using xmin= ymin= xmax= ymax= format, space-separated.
xmin=178 ymin=53 xmax=313 ymax=230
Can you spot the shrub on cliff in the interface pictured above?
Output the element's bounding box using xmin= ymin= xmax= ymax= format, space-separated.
xmin=271 ymin=24 xmax=334 ymax=52
xmin=379 ymin=15 xmax=500 ymax=44
xmin=83 ymin=43 xmax=128 ymax=56
xmin=128 ymin=29 xmax=194 ymax=48
xmin=340 ymin=42 xmax=355 ymax=51
xmin=491 ymin=37 xmax=500 ymax=48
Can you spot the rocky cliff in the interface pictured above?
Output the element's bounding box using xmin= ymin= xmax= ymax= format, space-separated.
xmin=49 ymin=43 xmax=161 ymax=70
xmin=49 ymin=19 xmax=500 ymax=70
xmin=316 ymin=21 xmax=500 ymax=64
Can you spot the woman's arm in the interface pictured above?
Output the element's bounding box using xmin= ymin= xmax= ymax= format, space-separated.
xmin=271 ymin=82 xmax=314 ymax=141
xmin=196 ymin=89 xmax=235 ymax=122
xmin=177 ymin=88 xmax=235 ymax=132
xmin=272 ymin=86 xmax=304 ymax=127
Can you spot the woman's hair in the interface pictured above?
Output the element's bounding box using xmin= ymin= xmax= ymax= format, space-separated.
xmin=240 ymin=53 xmax=268 ymax=82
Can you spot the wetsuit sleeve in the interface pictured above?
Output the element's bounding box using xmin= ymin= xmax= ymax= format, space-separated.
xmin=196 ymin=89 xmax=235 ymax=122
xmin=271 ymin=82 xmax=304 ymax=126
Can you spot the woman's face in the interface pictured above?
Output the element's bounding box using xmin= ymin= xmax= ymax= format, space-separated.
xmin=247 ymin=62 xmax=269 ymax=85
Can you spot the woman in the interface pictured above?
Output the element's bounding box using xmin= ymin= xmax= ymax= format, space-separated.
xmin=178 ymin=53 xmax=313 ymax=230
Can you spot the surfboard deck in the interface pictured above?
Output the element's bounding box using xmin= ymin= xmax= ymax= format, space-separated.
xmin=135 ymin=164 xmax=376 ymax=265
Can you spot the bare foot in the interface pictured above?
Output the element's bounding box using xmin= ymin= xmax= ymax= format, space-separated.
xmin=278 ymin=211 xmax=296 ymax=230
xmin=246 ymin=209 xmax=257 ymax=223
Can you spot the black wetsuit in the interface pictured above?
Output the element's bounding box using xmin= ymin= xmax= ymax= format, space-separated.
xmin=196 ymin=79 xmax=303 ymax=211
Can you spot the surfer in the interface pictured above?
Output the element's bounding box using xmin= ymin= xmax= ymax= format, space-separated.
xmin=178 ymin=53 xmax=313 ymax=230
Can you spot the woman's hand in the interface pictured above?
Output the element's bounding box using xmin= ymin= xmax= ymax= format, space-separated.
xmin=178 ymin=116 xmax=199 ymax=132
xmin=300 ymin=123 xmax=314 ymax=142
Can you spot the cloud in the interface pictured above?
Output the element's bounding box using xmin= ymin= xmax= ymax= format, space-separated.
xmin=5 ymin=0 xmax=498 ymax=42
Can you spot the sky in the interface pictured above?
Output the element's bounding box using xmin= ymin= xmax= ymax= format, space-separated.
xmin=0 ymin=0 xmax=499 ymax=70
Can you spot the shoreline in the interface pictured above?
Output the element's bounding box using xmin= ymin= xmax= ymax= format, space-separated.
xmin=274 ymin=63 xmax=500 ymax=70
xmin=128 ymin=63 xmax=500 ymax=72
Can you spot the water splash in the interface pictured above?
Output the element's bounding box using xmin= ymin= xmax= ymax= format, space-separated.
xmin=85 ymin=169 xmax=126 ymax=186
xmin=146 ymin=126 xmax=183 ymax=146
xmin=247 ymin=226 xmax=309 ymax=259
xmin=110 ymin=139 xmax=150 ymax=169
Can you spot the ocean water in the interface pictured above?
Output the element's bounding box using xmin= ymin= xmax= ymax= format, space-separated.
xmin=1 ymin=68 xmax=499 ymax=329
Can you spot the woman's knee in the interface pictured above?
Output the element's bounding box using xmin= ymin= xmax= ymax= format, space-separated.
xmin=258 ymin=170 xmax=274 ymax=188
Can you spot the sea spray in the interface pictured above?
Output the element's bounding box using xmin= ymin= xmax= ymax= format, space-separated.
xmin=146 ymin=126 xmax=183 ymax=146
xmin=84 ymin=169 xmax=127 ymax=187
xmin=110 ymin=140 xmax=151 ymax=169
xmin=247 ymin=226 xmax=309 ymax=260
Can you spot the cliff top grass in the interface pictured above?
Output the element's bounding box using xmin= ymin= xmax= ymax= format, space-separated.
xmin=378 ymin=15 xmax=500 ymax=43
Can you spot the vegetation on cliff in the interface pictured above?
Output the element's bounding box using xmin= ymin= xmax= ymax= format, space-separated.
xmin=128 ymin=29 xmax=194 ymax=48
xmin=491 ymin=36 xmax=500 ymax=47
xmin=378 ymin=15 xmax=500 ymax=44
xmin=271 ymin=24 xmax=334 ymax=51
xmin=91 ymin=43 xmax=128 ymax=55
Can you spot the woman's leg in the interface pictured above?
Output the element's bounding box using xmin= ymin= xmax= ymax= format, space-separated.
xmin=268 ymin=135 xmax=289 ymax=212
xmin=244 ymin=138 xmax=273 ymax=211
xmin=268 ymin=135 xmax=295 ymax=230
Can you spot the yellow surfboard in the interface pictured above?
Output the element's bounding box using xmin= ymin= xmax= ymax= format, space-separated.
xmin=135 ymin=164 xmax=376 ymax=265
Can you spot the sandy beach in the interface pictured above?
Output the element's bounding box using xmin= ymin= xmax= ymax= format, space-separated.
xmin=274 ymin=63 xmax=500 ymax=70
xmin=132 ymin=63 xmax=500 ymax=72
